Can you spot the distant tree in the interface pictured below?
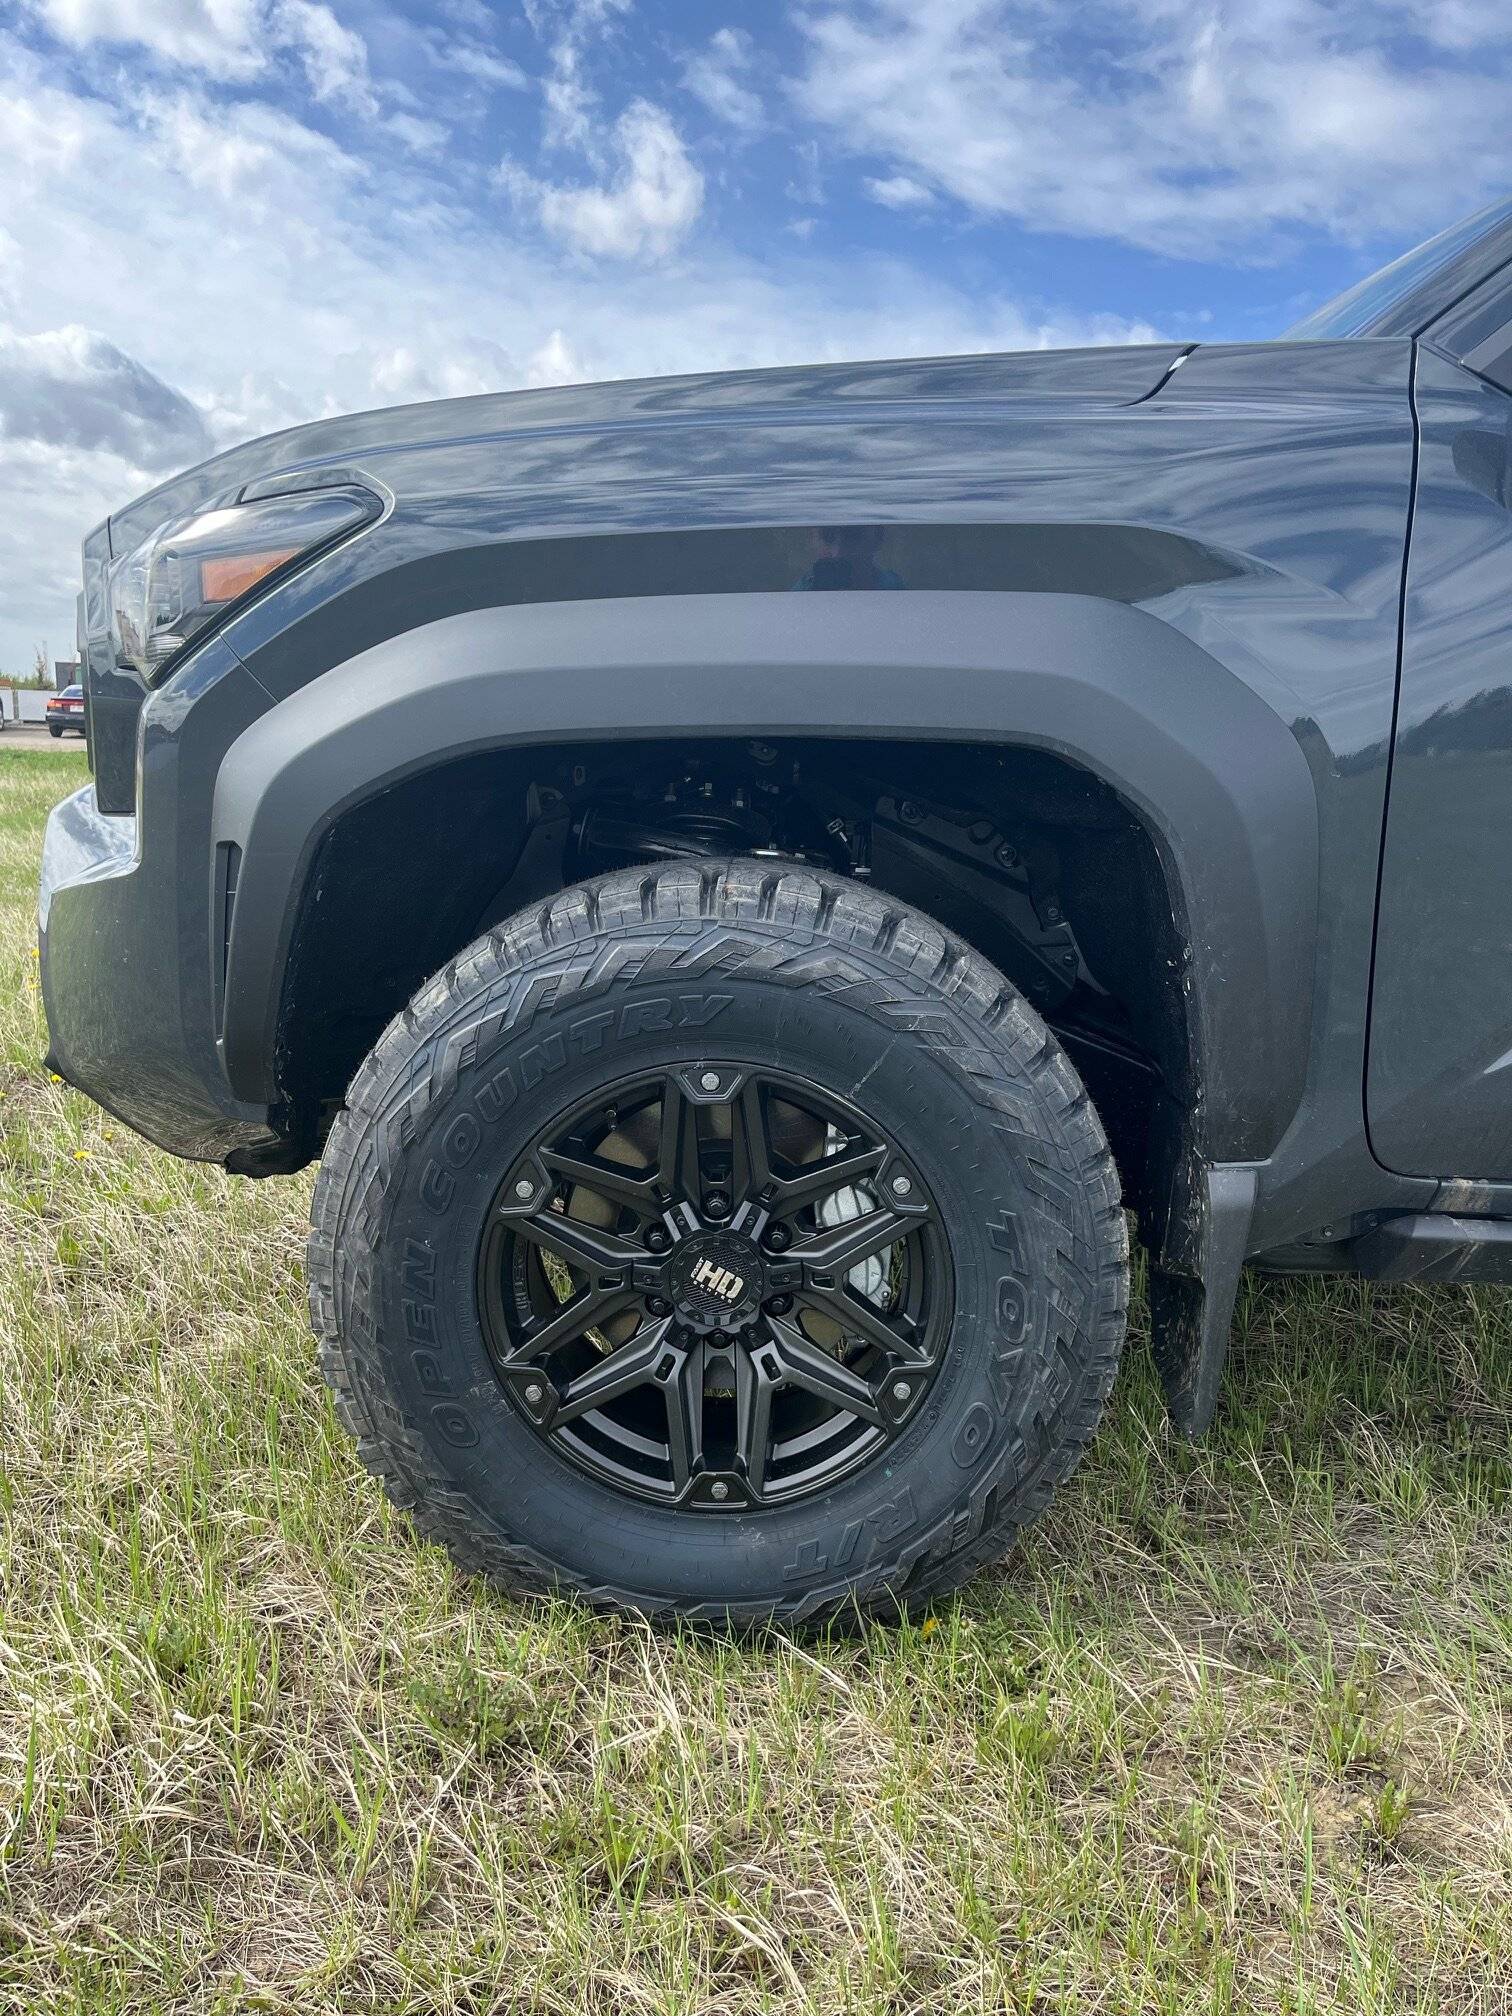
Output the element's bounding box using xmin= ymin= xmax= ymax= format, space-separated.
xmin=14 ymin=643 xmax=53 ymax=691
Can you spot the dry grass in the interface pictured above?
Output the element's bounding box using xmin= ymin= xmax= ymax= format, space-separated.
xmin=1 ymin=748 xmax=1510 ymax=2014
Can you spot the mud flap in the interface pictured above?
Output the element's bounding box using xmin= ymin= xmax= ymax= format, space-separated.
xmin=1148 ymin=1163 xmax=1258 ymax=1437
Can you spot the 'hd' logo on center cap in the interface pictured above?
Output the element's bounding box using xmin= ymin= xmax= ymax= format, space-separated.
xmin=690 ymin=1258 xmax=745 ymax=1303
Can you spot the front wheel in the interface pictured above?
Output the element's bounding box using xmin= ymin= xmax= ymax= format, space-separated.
xmin=47 ymin=727 xmax=62 ymax=739
xmin=309 ymin=860 xmax=1127 ymax=1626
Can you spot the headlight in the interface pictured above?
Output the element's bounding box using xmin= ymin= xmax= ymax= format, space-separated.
xmin=108 ymin=487 xmax=376 ymax=681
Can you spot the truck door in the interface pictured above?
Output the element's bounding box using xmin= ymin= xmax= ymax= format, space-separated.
xmin=1368 ymin=297 xmax=1512 ymax=1177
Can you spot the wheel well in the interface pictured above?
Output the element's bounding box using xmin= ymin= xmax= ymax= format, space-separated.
xmin=274 ymin=736 xmax=1194 ymax=1218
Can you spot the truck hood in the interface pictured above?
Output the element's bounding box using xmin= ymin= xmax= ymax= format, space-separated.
xmin=106 ymin=342 xmax=1191 ymax=556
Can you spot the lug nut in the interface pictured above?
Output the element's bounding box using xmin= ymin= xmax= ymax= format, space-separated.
xmin=645 ymin=1226 xmax=670 ymax=1252
xmin=704 ymin=1191 xmax=731 ymax=1219
xmin=765 ymin=1223 xmax=791 ymax=1252
xmin=891 ymin=1174 xmax=912 ymax=1197
xmin=524 ymin=1382 xmax=545 ymax=1405
xmin=891 ymin=1380 xmax=911 ymax=1401
xmin=766 ymin=1294 xmax=793 ymax=1317
xmin=710 ymin=1480 xmax=730 ymax=1501
xmin=700 ymin=1071 xmax=721 ymax=1092
xmin=514 ymin=1178 xmax=535 ymax=1200
xmin=646 ymin=1296 xmax=672 ymax=1317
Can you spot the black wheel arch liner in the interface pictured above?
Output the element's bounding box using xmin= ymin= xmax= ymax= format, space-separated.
xmin=214 ymin=589 xmax=1318 ymax=1176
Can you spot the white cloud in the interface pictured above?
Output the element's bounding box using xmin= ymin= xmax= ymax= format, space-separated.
xmin=541 ymin=63 xmax=594 ymax=153
xmin=528 ymin=0 xmax=632 ymax=152
xmin=30 ymin=0 xmax=410 ymax=133
xmin=865 ymin=173 xmax=932 ymax=210
xmin=507 ymin=100 xmax=706 ymax=259
xmin=0 ymin=437 xmax=144 ymax=665
xmin=785 ymin=137 xmax=823 ymax=209
xmin=680 ymin=26 xmax=764 ymax=133
xmin=1426 ymin=0 xmax=1512 ymax=47
xmin=136 ymin=91 xmax=359 ymax=221
xmin=0 ymin=228 xmax=21 ymax=313
xmin=366 ymin=337 xmax=517 ymax=404
xmin=433 ymin=39 xmax=527 ymax=90
xmin=795 ymin=0 xmax=1512 ymax=258
xmin=0 ymin=321 xmax=212 ymax=668
xmin=203 ymin=366 xmax=335 ymax=445
xmin=384 ymin=109 xmax=448 ymax=154
xmin=31 ymin=0 xmax=264 ymax=78
xmin=526 ymin=328 xmax=585 ymax=385
xmin=270 ymin=0 xmax=376 ymax=115
xmin=0 ymin=323 xmax=211 ymax=465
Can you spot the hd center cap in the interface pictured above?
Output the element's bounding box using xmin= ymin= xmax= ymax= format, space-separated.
xmin=667 ymin=1232 xmax=765 ymax=1334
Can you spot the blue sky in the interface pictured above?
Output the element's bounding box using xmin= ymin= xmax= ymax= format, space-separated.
xmin=3 ymin=0 xmax=1512 ymax=672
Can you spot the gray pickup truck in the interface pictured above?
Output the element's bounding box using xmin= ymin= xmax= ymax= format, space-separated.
xmin=39 ymin=196 xmax=1512 ymax=1625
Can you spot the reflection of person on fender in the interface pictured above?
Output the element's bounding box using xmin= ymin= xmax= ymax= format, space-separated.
xmin=793 ymin=525 xmax=905 ymax=590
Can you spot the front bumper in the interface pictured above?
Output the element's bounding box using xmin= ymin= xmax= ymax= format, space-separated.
xmin=38 ymin=638 xmax=289 ymax=1170
xmin=39 ymin=782 xmax=280 ymax=1164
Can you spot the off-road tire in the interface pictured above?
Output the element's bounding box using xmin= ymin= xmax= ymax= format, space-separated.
xmin=308 ymin=859 xmax=1128 ymax=1626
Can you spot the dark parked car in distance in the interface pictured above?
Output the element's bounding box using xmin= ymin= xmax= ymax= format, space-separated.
xmin=38 ymin=196 xmax=1512 ymax=1625
xmin=45 ymin=683 xmax=86 ymax=738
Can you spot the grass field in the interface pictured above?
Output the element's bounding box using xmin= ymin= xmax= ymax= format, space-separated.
xmin=1 ymin=749 xmax=1510 ymax=2014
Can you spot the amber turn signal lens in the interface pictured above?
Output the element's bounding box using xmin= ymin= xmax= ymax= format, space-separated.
xmin=109 ymin=488 xmax=376 ymax=681
xmin=199 ymin=547 xmax=300 ymax=603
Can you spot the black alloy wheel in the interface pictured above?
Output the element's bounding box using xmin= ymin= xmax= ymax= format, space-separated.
xmin=477 ymin=1066 xmax=952 ymax=1510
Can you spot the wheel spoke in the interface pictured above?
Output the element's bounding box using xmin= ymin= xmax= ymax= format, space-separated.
xmin=765 ymin=1315 xmax=884 ymax=1425
xmin=795 ymin=1280 xmax=932 ymax=1365
xmin=664 ymin=1339 xmax=706 ymax=1491
xmin=797 ymin=1206 xmax=913 ymax=1275
xmin=539 ymin=1145 xmax=659 ymax=1215
xmin=768 ymin=1141 xmax=888 ymax=1215
xmin=734 ymin=1345 xmax=778 ymax=1495
xmin=555 ymin=1319 xmax=675 ymax=1422
xmin=503 ymin=1282 xmax=640 ymax=1364
xmin=731 ymin=1080 xmax=775 ymax=1199
xmin=656 ymin=1078 xmax=704 ymax=1203
xmin=510 ymin=1208 xmax=642 ymax=1277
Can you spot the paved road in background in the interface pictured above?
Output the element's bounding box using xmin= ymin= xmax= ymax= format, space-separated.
xmin=1 ymin=723 xmax=84 ymax=749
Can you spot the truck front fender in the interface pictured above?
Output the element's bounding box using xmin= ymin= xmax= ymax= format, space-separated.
xmin=213 ymin=589 xmax=1318 ymax=1167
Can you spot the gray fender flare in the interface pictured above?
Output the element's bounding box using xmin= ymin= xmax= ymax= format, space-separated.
xmin=213 ymin=589 xmax=1318 ymax=1163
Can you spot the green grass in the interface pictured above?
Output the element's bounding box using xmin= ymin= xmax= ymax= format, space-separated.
xmin=1 ymin=748 xmax=1510 ymax=2014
